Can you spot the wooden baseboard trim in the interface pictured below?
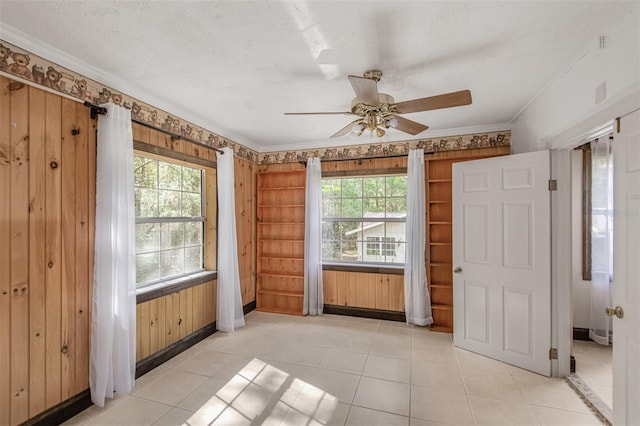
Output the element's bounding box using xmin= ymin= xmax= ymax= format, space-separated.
xmin=24 ymin=390 xmax=92 ymax=426
xmin=243 ymin=300 xmax=257 ymax=315
xmin=136 ymin=300 xmax=256 ymax=378
xmin=323 ymin=304 xmax=405 ymax=322
xmin=135 ymin=322 xmax=217 ymax=378
xmin=573 ymin=327 xmax=591 ymax=341
xmin=23 ymin=300 xmax=257 ymax=426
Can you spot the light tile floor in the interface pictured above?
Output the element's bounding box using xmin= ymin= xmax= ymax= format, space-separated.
xmin=65 ymin=312 xmax=603 ymax=426
xmin=573 ymin=340 xmax=613 ymax=408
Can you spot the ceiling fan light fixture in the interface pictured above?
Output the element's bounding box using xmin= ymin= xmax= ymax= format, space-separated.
xmin=387 ymin=117 xmax=399 ymax=128
xmin=376 ymin=127 xmax=385 ymax=138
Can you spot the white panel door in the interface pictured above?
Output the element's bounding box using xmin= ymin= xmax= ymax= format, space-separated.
xmin=453 ymin=150 xmax=551 ymax=376
xmin=612 ymin=110 xmax=640 ymax=425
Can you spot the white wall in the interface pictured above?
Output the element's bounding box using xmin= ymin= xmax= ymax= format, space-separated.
xmin=511 ymin=4 xmax=639 ymax=153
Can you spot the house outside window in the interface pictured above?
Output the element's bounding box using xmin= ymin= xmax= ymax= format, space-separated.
xmin=134 ymin=155 xmax=205 ymax=287
xmin=322 ymin=175 xmax=406 ymax=265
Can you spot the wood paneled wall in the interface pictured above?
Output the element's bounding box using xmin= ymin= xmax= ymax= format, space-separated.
xmin=234 ymin=157 xmax=256 ymax=305
xmin=323 ymin=271 xmax=405 ymax=311
xmin=135 ymin=280 xmax=216 ymax=361
xmin=1 ymin=82 xmax=257 ymax=424
xmin=0 ymin=77 xmax=96 ymax=425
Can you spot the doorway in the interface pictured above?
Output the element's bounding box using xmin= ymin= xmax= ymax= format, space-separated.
xmin=569 ymin=132 xmax=614 ymax=417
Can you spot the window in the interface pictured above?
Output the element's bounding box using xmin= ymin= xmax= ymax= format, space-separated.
xmin=134 ymin=155 xmax=204 ymax=287
xmin=322 ymin=175 xmax=406 ymax=265
xmin=580 ymin=135 xmax=614 ymax=281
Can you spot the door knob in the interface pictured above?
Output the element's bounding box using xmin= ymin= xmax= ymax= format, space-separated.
xmin=605 ymin=306 xmax=624 ymax=319
xmin=453 ymin=267 xmax=462 ymax=273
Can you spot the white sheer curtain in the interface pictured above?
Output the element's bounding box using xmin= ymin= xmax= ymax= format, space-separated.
xmin=216 ymin=147 xmax=245 ymax=333
xmin=404 ymin=149 xmax=433 ymax=326
xmin=590 ymin=137 xmax=613 ymax=345
xmin=90 ymin=103 xmax=136 ymax=407
xmin=304 ymin=157 xmax=323 ymax=315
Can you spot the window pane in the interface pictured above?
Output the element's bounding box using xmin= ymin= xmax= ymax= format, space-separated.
xmin=182 ymin=167 xmax=201 ymax=193
xmin=322 ymin=240 xmax=341 ymax=261
xmin=184 ymin=222 xmax=203 ymax=246
xmin=161 ymin=222 xmax=185 ymax=249
xmin=136 ymin=223 xmax=160 ymax=253
xmin=136 ymin=252 xmax=160 ymax=284
xmin=341 ymin=240 xmax=360 ymax=261
xmin=386 ymin=197 xmax=406 ymax=214
xmin=341 ymin=178 xmax=362 ymax=198
xmin=159 ymin=190 xmax=181 ymax=217
xmin=323 ymin=198 xmax=340 ymax=217
xmin=322 ymin=221 xmax=340 ymax=241
xmin=393 ymin=242 xmax=406 ymax=263
xmin=386 ymin=176 xmax=407 ymax=197
xmin=185 ymin=246 xmax=203 ymax=272
xmin=342 ymin=198 xmax=362 ymax=218
xmin=363 ymin=198 xmax=385 ymax=214
xmin=135 ymin=157 xmax=157 ymax=188
xmin=363 ymin=177 xmax=385 ymax=197
xmin=158 ymin=162 xmax=181 ymax=190
xmin=322 ymin=179 xmax=341 ymax=198
xmin=182 ymin=192 xmax=201 ymax=217
xmin=136 ymin=188 xmax=158 ymax=217
xmin=341 ymin=221 xmax=361 ymax=241
xmin=161 ymin=248 xmax=184 ymax=277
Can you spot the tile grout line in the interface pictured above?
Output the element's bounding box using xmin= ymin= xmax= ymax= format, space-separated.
xmin=454 ymin=343 xmax=479 ymax=426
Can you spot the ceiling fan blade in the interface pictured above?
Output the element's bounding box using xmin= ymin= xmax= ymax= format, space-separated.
xmin=284 ymin=112 xmax=353 ymax=115
xmin=395 ymin=90 xmax=472 ymax=114
xmin=348 ymin=75 xmax=379 ymax=106
xmin=391 ymin=116 xmax=429 ymax=135
xmin=331 ymin=120 xmax=361 ymax=138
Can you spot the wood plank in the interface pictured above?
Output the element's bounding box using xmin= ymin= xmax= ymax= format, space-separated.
xmin=60 ymin=98 xmax=77 ymax=400
xmin=44 ymin=92 xmax=63 ymax=409
xmin=10 ymin=79 xmax=30 ymax=425
xmin=0 ymin=76 xmax=11 ymax=426
xmin=74 ymin=104 xmax=91 ymax=394
xmin=28 ymin=85 xmax=47 ymax=416
xmin=155 ymin=296 xmax=166 ymax=351
xmin=204 ymin=167 xmax=217 ymax=271
xmin=87 ymin=115 xmax=97 ymax=358
xmin=204 ymin=280 xmax=216 ymax=325
xmin=137 ymin=302 xmax=150 ymax=361
xmin=192 ymin=284 xmax=205 ymax=331
xmin=167 ymin=292 xmax=180 ymax=345
xmin=148 ymin=298 xmax=159 ymax=355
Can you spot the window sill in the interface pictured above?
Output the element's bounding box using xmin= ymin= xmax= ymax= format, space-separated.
xmin=136 ymin=270 xmax=218 ymax=304
xmin=322 ymin=263 xmax=404 ymax=275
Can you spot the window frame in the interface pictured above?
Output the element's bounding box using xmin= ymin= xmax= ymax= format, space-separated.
xmin=131 ymin=143 xmax=217 ymax=302
xmin=321 ymin=173 xmax=407 ymax=267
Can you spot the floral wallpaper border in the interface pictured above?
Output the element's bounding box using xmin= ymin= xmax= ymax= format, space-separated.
xmin=1 ymin=39 xmax=510 ymax=165
xmin=0 ymin=39 xmax=258 ymax=162
xmin=258 ymin=131 xmax=511 ymax=164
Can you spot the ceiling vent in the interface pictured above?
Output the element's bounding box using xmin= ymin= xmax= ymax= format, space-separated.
xmin=599 ymin=36 xmax=607 ymax=49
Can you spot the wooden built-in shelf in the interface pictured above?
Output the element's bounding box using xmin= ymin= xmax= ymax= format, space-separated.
xmin=258 ymin=222 xmax=305 ymax=225
xmin=258 ymin=289 xmax=304 ymax=297
xmin=425 ymin=149 xmax=510 ymax=333
xmin=259 ymin=186 xmax=305 ymax=190
xmin=258 ymin=204 xmax=305 ymax=207
xmin=258 ymin=273 xmax=303 ymax=279
xmin=257 ymin=169 xmax=306 ymax=315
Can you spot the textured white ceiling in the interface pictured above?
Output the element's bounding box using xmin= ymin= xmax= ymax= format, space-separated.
xmin=0 ymin=1 xmax=634 ymax=151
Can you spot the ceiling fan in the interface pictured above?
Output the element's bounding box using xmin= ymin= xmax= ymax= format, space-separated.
xmin=285 ymin=70 xmax=472 ymax=138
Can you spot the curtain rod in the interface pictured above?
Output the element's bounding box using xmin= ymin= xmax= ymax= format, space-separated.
xmin=83 ymin=101 xmax=224 ymax=155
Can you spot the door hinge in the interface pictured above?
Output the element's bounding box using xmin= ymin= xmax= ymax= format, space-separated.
xmin=549 ymin=348 xmax=558 ymax=360
xmin=548 ymin=179 xmax=558 ymax=191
